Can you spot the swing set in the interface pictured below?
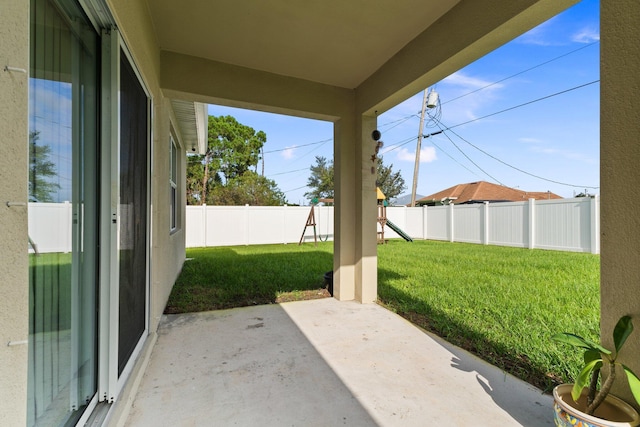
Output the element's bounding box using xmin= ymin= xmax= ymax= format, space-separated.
xmin=298 ymin=198 xmax=333 ymax=245
xmin=299 ymin=188 xmax=412 ymax=245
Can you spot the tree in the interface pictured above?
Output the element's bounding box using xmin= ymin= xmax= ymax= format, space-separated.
xmin=186 ymin=115 xmax=287 ymax=205
xmin=305 ymin=156 xmax=334 ymax=200
xmin=29 ymin=131 xmax=60 ymax=202
xmin=186 ymin=156 xmax=205 ymax=205
xmin=375 ymin=156 xmax=406 ymax=201
xmin=198 ymin=115 xmax=266 ymax=203
xmin=207 ymin=172 xmax=286 ymax=206
xmin=305 ymin=155 xmax=406 ymax=202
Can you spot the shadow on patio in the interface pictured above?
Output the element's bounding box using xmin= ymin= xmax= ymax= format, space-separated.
xmin=125 ymin=298 xmax=553 ymax=426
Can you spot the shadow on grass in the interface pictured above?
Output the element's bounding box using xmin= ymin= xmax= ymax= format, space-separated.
xmin=377 ymin=274 xmax=561 ymax=394
xmin=165 ymin=247 xmax=334 ymax=313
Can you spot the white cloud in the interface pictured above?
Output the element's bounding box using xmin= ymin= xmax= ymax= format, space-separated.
xmin=572 ymin=27 xmax=600 ymax=43
xmin=281 ymin=146 xmax=296 ymax=159
xmin=529 ymin=145 xmax=597 ymax=164
xmin=515 ymin=19 xmax=559 ymax=46
xmin=519 ymin=137 xmax=543 ymax=144
xmin=438 ymin=71 xmax=508 ymax=125
xmin=397 ymin=146 xmax=437 ymax=163
xmin=540 ymin=148 xmax=559 ymax=154
xmin=443 ymin=72 xmax=503 ymax=92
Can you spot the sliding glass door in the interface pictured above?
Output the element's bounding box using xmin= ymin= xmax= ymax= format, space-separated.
xmin=28 ymin=0 xmax=99 ymax=425
xmin=28 ymin=0 xmax=151 ymax=421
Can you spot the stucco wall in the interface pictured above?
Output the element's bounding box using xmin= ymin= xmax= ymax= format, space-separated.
xmin=601 ymin=0 xmax=640 ymax=408
xmin=0 ymin=1 xmax=29 ymax=425
xmin=150 ymin=97 xmax=188 ymax=332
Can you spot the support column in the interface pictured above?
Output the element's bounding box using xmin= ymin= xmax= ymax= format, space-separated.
xmin=601 ymin=0 xmax=640 ymax=408
xmin=333 ymin=112 xmax=378 ymax=303
xmin=355 ymin=115 xmax=378 ymax=303
xmin=333 ymin=117 xmax=356 ymax=301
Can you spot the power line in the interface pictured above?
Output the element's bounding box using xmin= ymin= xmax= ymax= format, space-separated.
xmin=380 ymin=135 xmax=420 ymax=155
xmin=378 ymin=113 xmax=419 ymax=132
xmin=447 ymin=79 xmax=599 ymax=130
xmin=375 ymin=41 xmax=599 ymax=130
xmin=442 ymin=41 xmax=599 ymax=106
xmin=283 ymin=184 xmax=308 ymax=193
xmin=267 ymin=167 xmax=308 ymax=177
xmin=290 ymin=139 xmax=332 ymax=163
xmin=437 ymin=119 xmax=600 ymax=189
xmin=275 ymin=140 xmax=336 ymax=188
xmin=263 ymin=138 xmax=331 ymax=154
xmin=434 ymin=122 xmax=505 ymax=186
xmin=429 ymin=139 xmax=483 ymax=179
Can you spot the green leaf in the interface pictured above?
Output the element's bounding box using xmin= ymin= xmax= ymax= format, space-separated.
xmin=613 ymin=316 xmax=634 ymax=354
xmin=572 ymin=358 xmax=603 ymax=402
xmin=553 ymin=333 xmax=611 ymax=355
xmin=584 ymin=349 xmax=601 ymax=364
xmin=623 ymin=365 xmax=640 ymax=406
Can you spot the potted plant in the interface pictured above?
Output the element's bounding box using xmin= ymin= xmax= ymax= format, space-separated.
xmin=552 ymin=315 xmax=640 ymax=426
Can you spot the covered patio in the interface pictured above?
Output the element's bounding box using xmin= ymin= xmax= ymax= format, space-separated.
xmin=124 ymin=299 xmax=552 ymax=426
xmin=3 ymin=0 xmax=640 ymax=425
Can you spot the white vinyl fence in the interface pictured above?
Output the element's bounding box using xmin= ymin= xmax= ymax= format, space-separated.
xmin=27 ymin=197 xmax=600 ymax=254
xmin=28 ymin=202 xmax=73 ymax=254
xmin=184 ymin=196 xmax=600 ymax=253
xmin=185 ymin=204 xmax=335 ymax=247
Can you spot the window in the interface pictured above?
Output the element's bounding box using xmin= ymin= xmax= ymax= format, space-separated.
xmin=170 ymin=135 xmax=178 ymax=232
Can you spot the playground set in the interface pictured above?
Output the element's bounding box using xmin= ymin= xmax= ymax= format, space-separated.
xmin=299 ymin=189 xmax=412 ymax=246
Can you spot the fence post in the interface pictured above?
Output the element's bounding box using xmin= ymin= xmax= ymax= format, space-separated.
xmin=528 ymin=198 xmax=535 ymax=249
xmin=483 ymin=201 xmax=490 ymax=245
xmin=202 ymin=204 xmax=207 ymax=247
xmin=590 ymin=195 xmax=600 ymax=254
xmin=244 ymin=204 xmax=250 ymax=245
xmin=282 ymin=204 xmax=287 ymax=244
xmin=422 ymin=205 xmax=427 ymax=240
xmin=449 ymin=203 xmax=455 ymax=242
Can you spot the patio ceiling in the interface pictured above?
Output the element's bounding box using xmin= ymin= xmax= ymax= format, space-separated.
xmin=147 ymin=0 xmax=461 ymax=90
xmin=142 ymin=0 xmax=578 ymax=118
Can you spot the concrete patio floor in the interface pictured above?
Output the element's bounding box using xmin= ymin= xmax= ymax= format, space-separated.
xmin=125 ymin=298 xmax=553 ymax=426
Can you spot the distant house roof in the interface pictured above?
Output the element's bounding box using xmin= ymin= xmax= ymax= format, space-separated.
xmin=415 ymin=181 xmax=562 ymax=205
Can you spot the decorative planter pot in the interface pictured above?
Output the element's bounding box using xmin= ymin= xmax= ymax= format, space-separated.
xmin=554 ymin=384 xmax=640 ymax=427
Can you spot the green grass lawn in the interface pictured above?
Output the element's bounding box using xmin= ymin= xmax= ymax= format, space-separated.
xmin=166 ymin=244 xmax=333 ymax=312
xmin=376 ymin=240 xmax=599 ymax=392
xmin=29 ymin=252 xmax=72 ymax=333
xmin=167 ymin=240 xmax=600 ymax=392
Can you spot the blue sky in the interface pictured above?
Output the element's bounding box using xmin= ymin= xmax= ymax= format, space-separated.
xmin=30 ymin=78 xmax=73 ymax=202
xmin=213 ymin=0 xmax=600 ymax=205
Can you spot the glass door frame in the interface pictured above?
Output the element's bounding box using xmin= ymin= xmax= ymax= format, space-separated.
xmin=98 ymin=27 xmax=152 ymax=403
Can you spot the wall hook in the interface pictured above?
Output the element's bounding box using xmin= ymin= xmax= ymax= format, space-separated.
xmin=4 ymin=65 xmax=27 ymax=74
xmin=6 ymin=201 xmax=27 ymax=207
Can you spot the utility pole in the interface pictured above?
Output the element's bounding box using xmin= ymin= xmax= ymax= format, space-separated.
xmin=411 ymin=89 xmax=428 ymax=207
